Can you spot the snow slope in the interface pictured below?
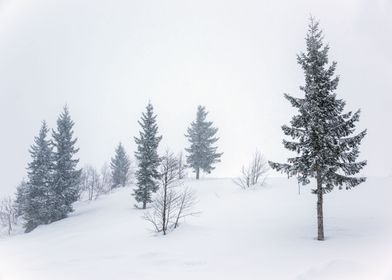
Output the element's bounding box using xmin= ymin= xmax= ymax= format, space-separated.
xmin=0 ymin=177 xmax=391 ymax=280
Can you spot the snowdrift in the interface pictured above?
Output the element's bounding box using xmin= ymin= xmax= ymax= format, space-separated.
xmin=0 ymin=177 xmax=391 ymax=280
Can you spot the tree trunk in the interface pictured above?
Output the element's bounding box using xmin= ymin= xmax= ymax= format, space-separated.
xmin=162 ymin=182 xmax=167 ymax=235
xmin=142 ymin=188 xmax=148 ymax=209
xmin=196 ymin=168 xmax=200 ymax=180
xmin=8 ymin=216 xmax=12 ymax=236
xmin=316 ymin=171 xmax=324 ymax=241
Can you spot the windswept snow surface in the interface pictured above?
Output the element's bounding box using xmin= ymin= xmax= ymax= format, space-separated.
xmin=0 ymin=178 xmax=391 ymax=280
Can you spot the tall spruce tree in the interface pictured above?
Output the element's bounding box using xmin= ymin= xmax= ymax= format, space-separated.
xmin=269 ymin=18 xmax=367 ymax=241
xmin=133 ymin=103 xmax=162 ymax=209
xmin=21 ymin=121 xmax=54 ymax=232
xmin=185 ymin=106 xmax=222 ymax=179
xmin=110 ymin=142 xmax=131 ymax=189
xmin=51 ymin=106 xmax=82 ymax=221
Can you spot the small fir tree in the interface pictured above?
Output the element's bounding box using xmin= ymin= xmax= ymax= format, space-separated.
xmin=14 ymin=179 xmax=29 ymax=217
xmin=269 ymin=18 xmax=367 ymax=240
xmin=133 ymin=103 xmax=162 ymax=209
xmin=51 ymin=106 xmax=82 ymax=221
xmin=110 ymin=143 xmax=131 ymax=189
xmin=185 ymin=106 xmax=222 ymax=179
xmin=21 ymin=121 xmax=54 ymax=232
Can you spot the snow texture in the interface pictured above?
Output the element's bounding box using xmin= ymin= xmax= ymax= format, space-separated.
xmin=1 ymin=177 xmax=391 ymax=280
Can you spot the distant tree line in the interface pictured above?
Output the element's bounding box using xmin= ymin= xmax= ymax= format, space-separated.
xmin=7 ymin=102 xmax=222 ymax=234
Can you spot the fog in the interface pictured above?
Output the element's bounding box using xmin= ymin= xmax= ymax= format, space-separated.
xmin=0 ymin=0 xmax=391 ymax=195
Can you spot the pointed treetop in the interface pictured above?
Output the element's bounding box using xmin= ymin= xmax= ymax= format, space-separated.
xmin=269 ymin=17 xmax=366 ymax=192
xmin=185 ymin=105 xmax=222 ymax=178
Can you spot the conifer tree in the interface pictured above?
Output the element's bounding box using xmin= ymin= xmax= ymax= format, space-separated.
xmin=133 ymin=103 xmax=162 ymax=209
xmin=14 ymin=179 xmax=29 ymax=217
xmin=269 ymin=18 xmax=367 ymax=241
xmin=185 ymin=106 xmax=222 ymax=179
xmin=51 ymin=106 xmax=82 ymax=221
xmin=20 ymin=121 xmax=54 ymax=232
xmin=110 ymin=142 xmax=131 ymax=189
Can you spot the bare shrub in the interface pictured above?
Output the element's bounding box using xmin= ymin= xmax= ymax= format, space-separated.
xmin=172 ymin=186 xmax=197 ymax=229
xmin=234 ymin=151 xmax=269 ymax=189
xmin=143 ymin=151 xmax=197 ymax=235
xmin=80 ymin=165 xmax=107 ymax=201
xmin=100 ymin=163 xmax=113 ymax=194
xmin=0 ymin=196 xmax=17 ymax=235
xmin=177 ymin=151 xmax=187 ymax=179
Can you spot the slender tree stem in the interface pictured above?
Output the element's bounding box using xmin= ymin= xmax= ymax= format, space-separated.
xmin=316 ymin=171 xmax=324 ymax=241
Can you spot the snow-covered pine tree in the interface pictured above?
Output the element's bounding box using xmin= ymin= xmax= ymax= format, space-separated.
xmin=51 ymin=106 xmax=82 ymax=221
xmin=110 ymin=142 xmax=131 ymax=189
xmin=185 ymin=106 xmax=222 ymax=179
xmin=14 ymin=179 xmax=29 ymax=217
xmin=21 ymin=121 xmax=54 ymax=232
xmin=269 ymin=18 xmax=367 ymax=241
xmin=133 ymin=102 xmax=162 ymax=209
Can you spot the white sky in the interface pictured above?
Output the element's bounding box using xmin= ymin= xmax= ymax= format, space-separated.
xmin=0 ymin=0 xmax=391 ymax=195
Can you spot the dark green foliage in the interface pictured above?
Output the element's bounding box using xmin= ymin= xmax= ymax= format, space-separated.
xmin=51 ymin=106 xmax=82 ymax=221
xmin=14 ymin=179 xmax=29 ymax=217
xmin=269 ymin=18 xmax=366 ymax=240
xmin=15 ymin=107 xmax=81 ymax=232
xmin=269 ymin=18 xmax=367 ymax=192
xmin=133 ymin=103 xmax=162 ymax=209
xmin=19 ymin=122 xmax=54 ymax=232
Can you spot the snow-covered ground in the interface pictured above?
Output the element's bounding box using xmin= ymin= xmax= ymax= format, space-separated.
xmin=0 ymin=177 xmax=391 ymax=280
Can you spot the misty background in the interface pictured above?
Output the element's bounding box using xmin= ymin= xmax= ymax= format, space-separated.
xmin=0 ymin=0 xmax=391 ymax=195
